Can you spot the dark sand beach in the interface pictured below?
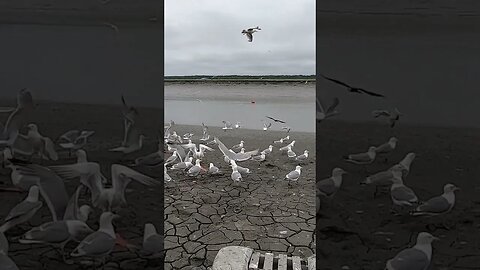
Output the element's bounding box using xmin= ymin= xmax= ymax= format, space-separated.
xmin=317 ymin=120 xmax=480 ymax=269
xmin=164 ymin=125 xmax=316 ymax=269
xmin=0 ymin=100 xmax=163 ymax=269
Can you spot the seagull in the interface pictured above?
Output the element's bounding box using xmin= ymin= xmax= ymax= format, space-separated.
xmin=231 ymin=166 xmax=242 ymax=183
xmin=19 ymin=219 xmax=94 ymax=260
xmin=187 ymin=159 xmax=204 ymax=177
xmin=50 ymin=163 xmax=160 ymax=211
xmin=182 ymin=133 xmax=194 ymax=140
xmin=70 ymin=212 xmax=119 ymax=266
xmin=171 ymin=157 xmax=194 ymax=171
xmin=241 ymin=26 xmax=261 ymax=42
xmin=263 ymin=122 xmax=272 ymax=131
xmin=58 ymin=130 xmax=95 ymax=155
xmin=376 ymin=137 xmax=398 ymax=154
xmin=12 ymin=123 xmax=58 ymax=161
xmin=215 ymin=137 xmax=258 ymax=162
xmin=0 ymin=232 xmax=18 ymax=270
xmin=285 ymin=165 xmax=302 ymax=186
xmin=200 ymin=122 xmax=210 ymax=141
xmin=282 ymin=126 xmax=291 ymax=133
xmin=164 ymin=150 xmax=180 ymax=166
xmin=389 ymin=152 xmax=416 ymax=178
xmin=317 ymin=168 xmax=347 ymax=198
xmin=229 ymin=160 xmax=250 ymax=176
xmin=234 ymin=122 xmax=241 ymax=129
xmin=222 ymin=121 xmax=233 ymax=131
xmin=63 ymin=185 xmax=92 ymax=223
xmin=208 ymin=163 xmax=222 ymax=175
xmin=287 ymin=146 xmax=296 ymax=158
xmin=261 ymin=145 xmax=273 ymax=155
xmin=390 ymin=167 xmax=418 ymax=213
xmin=0 ymin=148 xmax=13 ymax=168
xmin=385 ymin=232 xmax=438 ymax=270
xmin=231 ymin=141 xmax=244 ymax=151
xmin=0 ymin=89 xmax=35 ymax=147
xmin=412 ymin=184 xmax=460 ymax=216
xmin=279 ymin=141 xmax=295 ymax=152
xmin=295 ymin=150 xmax=309 ymax=162
xmin=251 ymin=152 xmax=266 ymax=162
xmin=120 ymin=95 xmax=139 ymax=145
xmin=362 ymin=164 xmax=405 ymax=198
xmin=109 ymin=132 xmax=145 ymax=154
xmin=0 ymin=185 xmax=43 ymax=232
xmin=344 ymin=146 xmax=376 ymax=164
xmin=321 ymin=74 xmax=385 ymax=98
xmin=191 ymin=144 xmax=215 ymax=159
xmin=164 ymin=165 xmax=172 ymax=182
xmin=317 ymin=96 xmax=340 ymax=122
xmin=373 ymin=108 xmax=404 ymax=128
xmin=265 ymin=116 xmax=286 ymax=124
xmin=141 ymin=223 xmax=163 ymax=258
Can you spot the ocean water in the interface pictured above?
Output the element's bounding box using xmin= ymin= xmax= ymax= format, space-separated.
xmin=165 ymin=83 xmax=316 ymax=132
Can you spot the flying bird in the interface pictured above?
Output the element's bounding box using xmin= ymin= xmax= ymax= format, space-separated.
xmin=372 ymin=108 xmax=404 ymax=128
xmin=320 ymin=74 xmax=385 ymax=98
xmin=317 ymin=97 xmax=340 ymax=122
xmin=265 ymin=116 xmax=286 ymax=124
xmin=241 ymin=26 xmax=261 ymax=42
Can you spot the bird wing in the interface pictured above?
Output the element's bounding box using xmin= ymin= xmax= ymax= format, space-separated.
xmin=49 ymin=162 xmax=104 ymax=200
xmin=372 ymin=110 xmax=391 ymax=118
xmin=388 ymin=248 xmax=429 ymax=270
xmin=391 ymin=186 xmax=417 ymax=202
xmin=214 ymin=137 xmax=236 ymax=161
xmin=246 ymin=32 xmax=253 ymax=42
xmin=325 ymin=97 xmax=339 ymax=115
xmin=58 ymin=130 xmax=80 ymax=142
xmin=63 ymin=185 xmax=83 ymax=221
xmin=286 ymin=170 xmax=300 ymax=179
xmin=41 ymin=137 xmax=58 ymax=161
xmin=358 ymin=88 xmax=385 ymax=98
xmin=199 ymin=144 xmax=214 ymax=152
xmin=415 ymin=196 xmax=451 ymax=214
xmin=5 ymin=200 xmax=42 ymax=222
xmin=111 ymin=164 xmax=160 ymax=194
xmin=320 ymin=74 xmax=353 ymax=88
xmin=73 ymin=231 xmax=114 ymax=256
xmin=15 ymin=164 xmax=69 ymax=221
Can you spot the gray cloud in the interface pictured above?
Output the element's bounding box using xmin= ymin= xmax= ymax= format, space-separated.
xmin=165 ymin=0 xmax=315 ymax=75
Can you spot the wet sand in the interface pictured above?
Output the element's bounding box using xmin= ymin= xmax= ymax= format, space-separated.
xmin=317 ymin=120 xmax=480 ymax=269
xmin=0 ymin=100 xmax=163 ymax=269
xmin=164 ymin=125 xmax=316 ymax=269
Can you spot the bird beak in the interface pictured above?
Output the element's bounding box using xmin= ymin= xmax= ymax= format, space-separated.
xmin=454 ymin=187 xmax=461 ymax=191
xmin=433 ymin=236 xmax=440 ymax=241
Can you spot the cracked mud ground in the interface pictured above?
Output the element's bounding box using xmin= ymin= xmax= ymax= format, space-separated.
xmin=164 ymin=126 xmax=316 ymax=269
xmin=318 ymin=121 xmax=480 ymax=270
xmin=0 ymin=101 xmax=163 ymax=269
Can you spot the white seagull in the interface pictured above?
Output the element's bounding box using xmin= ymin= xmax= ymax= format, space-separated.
xmin=0 ymin=185 xmax=43 ymax=232
xmin=385 ymin=232 xmax=438 ymax=270
xmin=285 ymin=165 xmax=302 ymax=186
xmin=412 ymin=183 xmax=460 ymax=216
xmin=317 ymin=168 xmax=347 ymax=198
xmin=344 ymin=146 xmax=376 ymax=164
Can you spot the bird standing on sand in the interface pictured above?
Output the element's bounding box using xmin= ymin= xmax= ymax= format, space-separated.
xmin=242 ymin=26 xmax=261 ymax=42
xmin=285 ymin=165 xmax=302 ymax=186
xmin=385 ymin=232 xmax=438 ymax=270
xmin=321 ymin=74 xmax=385 ymax=98
xmin=344 ymin=146 xmax=376 ymax=165
xmin=295 ymin=150 xmax=309 ymax=162
xmin=317 ymin=168 xmax=347 ymax=198
xmin=0 ymin=185 xmax=42 ymax=232
xmin=390 ymin=167 xmax=418 ymax=213
xmin=412 ymin=183 xmax=460 ymax=217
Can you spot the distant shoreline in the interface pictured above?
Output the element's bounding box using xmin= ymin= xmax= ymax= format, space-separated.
xmin=165 ymin=78 xmax=316 ymax=85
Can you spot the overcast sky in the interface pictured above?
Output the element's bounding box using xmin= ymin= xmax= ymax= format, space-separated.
xmin=165 ymin=0 xmax=315 ymax=76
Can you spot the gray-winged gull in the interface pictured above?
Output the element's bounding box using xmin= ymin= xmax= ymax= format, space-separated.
xmin=385 ymin=232 xmax=438 ymax=270
xmin=295 ymin=150 xmax=309 ymax=162
xmin=208 ymin=163 xmax=222 ymax=175
xmin=375 ymin=137 xmax=398 ymax=154
xmin=188 ymin=159 xmax=204 ymax=177
xmin=215 ymin=137 xmax=258 ymax=162
xmin=0 ymin=89 xmax=35 ymax=147
xmin=70 ymin=212 xmax=119 ymax=265
xmin=261 ymin=145 xmax=273 ymax=155
xmin=231 ymin=140 xmax=244 ymax=151
xmin=344 ymin=146 xmax=376 ymax=164
xmin=285 ymin=165 xmax=302 ymax=186
xmin=231 ymin=166 xmax=242 ymax=183
xmin=390 ymin=167 xmax=418 ymax=212
xmin=317 ymin=168 xmax=347 ymax=198
xmin=140 ymin=223 xmax=163 ymax=258
xmin=0 ymin=185 xmax=43 ymax=232
xmin=412 ymin=183 xmax=460 ymax=216
xmin=12 ymin=123 xmax=58 ymax=161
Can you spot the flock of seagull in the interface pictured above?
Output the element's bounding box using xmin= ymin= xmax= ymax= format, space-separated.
xmin=317 ymin=86 xmax=460 ymax=269
xmin=0 ymin=89 xmax=163 ymax=269
xmin=163 ymin=118 xmax=310 ymax=188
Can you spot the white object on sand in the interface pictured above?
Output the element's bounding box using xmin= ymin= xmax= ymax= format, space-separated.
xmin=412 ymin=184 xmax=460 ymax=216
